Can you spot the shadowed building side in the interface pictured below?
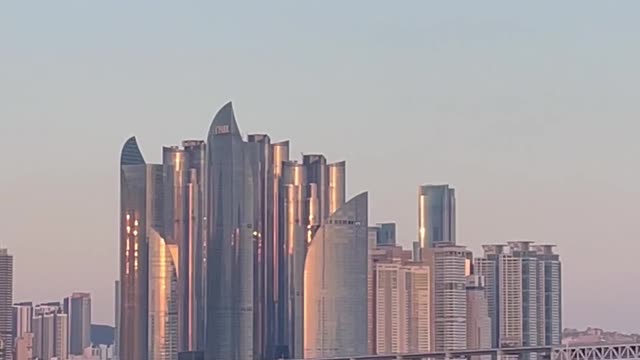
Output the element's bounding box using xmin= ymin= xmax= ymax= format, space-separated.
xmin=304 ymin=192 xmax=369 ymax=359
xmin=206 ymin=102 xmax=257 ymax=360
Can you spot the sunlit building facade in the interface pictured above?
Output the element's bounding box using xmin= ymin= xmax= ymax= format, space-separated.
xmin=375 ymin=260 xmax=431 ymax=354
xmin=418 ymin=185 xmax=456 ymax=252
xmin=163 ymin=140 xmax=207 ymax=353
xmin=148 ymin=228 xmax=179 ymax=360
xmin=119 ymin=136 xmax=164 ymax=360
xmin=304 ymin=192 xmax=368 ymax=359
xmin=474 ymin=242 xmax=562 ymax=350
xmin=430 ymin=245 xmax=470 ymax=351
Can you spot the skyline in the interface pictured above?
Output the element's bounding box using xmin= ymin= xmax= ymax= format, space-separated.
xmin=3 ymin=1 xmax=640 ymax=334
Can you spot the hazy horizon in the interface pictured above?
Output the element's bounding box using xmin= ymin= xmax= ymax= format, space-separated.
xmin=2 ymin=2 xmax=640 ymax=332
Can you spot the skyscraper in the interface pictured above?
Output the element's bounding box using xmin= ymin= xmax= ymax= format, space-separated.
xmin=64 ymin=292 xmax=92 ymax=355
xmin=473 ymin=245 xmax=503 ymax=348
xmin=12 ymin=302 xmax=32 ymax=340
xmin=148 ymin=228 xmax=179 ymax=360
xmin=418 ymin=185 xmax=456 ymax=251
xmin=114 ymin=281 xmax=120 ymax=360
xmin=280 ymin=160 xmax=306 ymax=359
xmin=368 ymin=245 xmax=414 ymax=355
xmin=120 ymin=136 xmax=164 ymax=360
xmin=303 ymin=192 xmax=369 ymax=359
xmin=163 ymin=140 xmax=207 ymax=353
xmin=474 ymin=242 xmax=562 ymax=349
xmin=429 ymin=245 xmax=470 ymax=351
xmin=32 ymin=303 xmax=68 ymax=360
xmin=533 ymin=245 xmax=562 ymax=346
xmin=375 ymin=260 xmax=432 ymax=354
xmin=371 ymin=222 xmax=397 ymax=247
xmin=272 ymin=140 xmax=290 ymax=360
xmin=205 ymin=102 xmax=257 ymax=360
xmin=466 ymin=275 xmax=491 ymax=358
xmin=0 ymin=249 xmax=13 ymax=360
xmin=327 ymin=161 xmax=346 ymax=216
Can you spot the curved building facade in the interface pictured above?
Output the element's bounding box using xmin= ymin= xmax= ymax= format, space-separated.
xmin=327 ymin=161 xmax=346 ymax=216
xmin=148 ymin=228 xmax=179 ymax=360
xmin=120 ymin=137 xmax=164 ymax=360
xmin=303 ymin=192 xmax=368 ymax=359
xmin=163 ymin=141 xmax=207 ymax=353
xmin=281 ymin=161 xmax=306 ymax=359
xmin=205 ymin=102 xmax=257 ymax=360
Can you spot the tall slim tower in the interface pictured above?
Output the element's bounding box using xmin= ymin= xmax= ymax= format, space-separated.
xmin=280 ymin=161 xmax=307 ymax=359
xmin=429 ymin=245 xmax=470 ymax=351
xmin=303 ymin=192 xmax=368 ymax=359
xmin=120 ymin=136 xmax=164 ymax=360
xmin=64 ymin=292 xmax=92 ymax=355
xmin=272 ymin=141 xmax=290 ymax=359
xmin=114 ymin=280 xmax=120 ymax=360
xmin=163 ymin=140 xmax=207 ymax=353
xmin=12 ymin=302 xmax=32 ymax=340
xmin=473 ymin=245 xmax=503 ymax=348
xmin=466 ymin=275 xmax=491 ymax=357
xmin=418 ymin=185 xmax=456 ymax=251
xmin=533 ymin=245 xmax=562 ymax=346
xmin=205 ymin=102 xmax=257 ymax=360
xmin=0 ymin=249 xmax=12 ymax=360
xmin=148 ymin=228 xmax=179 ymax=360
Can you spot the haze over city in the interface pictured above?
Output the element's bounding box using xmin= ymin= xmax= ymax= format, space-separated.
xmin=2 ymin=0 xmax=640 ymax=339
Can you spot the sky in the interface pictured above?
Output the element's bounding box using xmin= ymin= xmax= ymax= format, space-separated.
xmin=2 ymin=1 xmax=640 ymax=331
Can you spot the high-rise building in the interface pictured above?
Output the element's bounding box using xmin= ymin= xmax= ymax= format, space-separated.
xmin=14 ymin=332 xmax=32 ymax=360
xmin=428 ymin=245 xmax=470 ymax=351
xmin=474 ymin=242 xmax=562 ymax=350
xmin=368 ymin=245 xmax=413 ymax=355
xmin=12 ymin=302 xmax=32 ymax=340
xmin=418 ymin=185 xmax=456 ymax=251
xmin=32 ymin=303 xmax=68 ymax=360
xmin=178 ymin=351 xmax=204 ymax=360
xmin=372 ymin=223 xmax=396 ymax=247
xmin=119 ymin=136 xmax=164 ymax=360
xmin=205 ymin=102 xmax=259 ymax=360
xmin=466 ymin=275 xmax=491 ymax=357
xmin=272 ymin=140 xmax=290 ymax=360
xmin=280 ymin=160 xmax=306 ymax=359
xmin=375 ymin=260 xmax=432 ymax=354
xmin=303 ymin=192 xmax=368 ymax=359
xmin=0 ymin=249 xmax=13 ymax=360
xmin=114 ymin=281 xmax=120 ymax=360
xmin=148 ymin=227 xmax=179 ymax=360
xmin=533 ymin=245 xmax=562 ymax=346
xmin=65 ymin=292 xmax=92 ymax=355
xmin=163 ymin=140 xmax=207 ymax=353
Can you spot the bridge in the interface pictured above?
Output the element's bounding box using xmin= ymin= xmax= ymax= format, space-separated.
xmin=291 ymin=343 xmax=640 ymax=360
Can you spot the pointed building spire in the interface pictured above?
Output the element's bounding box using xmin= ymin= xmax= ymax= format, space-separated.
xmin=207 ymin=101 xmax=242 ymax=139
xmin=120 ymin=136 xmax=145 ymax=165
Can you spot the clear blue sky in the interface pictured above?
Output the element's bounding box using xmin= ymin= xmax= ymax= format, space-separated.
xmin=2 ymin=2 xmax=640 ymax=330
